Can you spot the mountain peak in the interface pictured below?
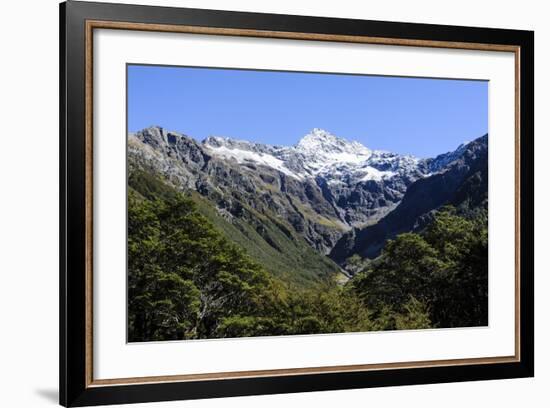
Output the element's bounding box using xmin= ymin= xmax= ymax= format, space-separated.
xmin=298 ymin=128 xmax=338 ymax=146
xmin=296 ymin=128 xmax=371 ymax=158
xmin=310 ymin=127 xmax=337 ymax=139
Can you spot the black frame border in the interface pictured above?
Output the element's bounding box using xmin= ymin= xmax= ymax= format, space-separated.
xmin=60 ymin=1 xmax=534 ymax=406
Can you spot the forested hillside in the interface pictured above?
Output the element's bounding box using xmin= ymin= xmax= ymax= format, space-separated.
xmin=128 ymin=171 xmax=488 ymax=342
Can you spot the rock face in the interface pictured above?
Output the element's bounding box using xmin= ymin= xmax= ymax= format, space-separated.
xmin=329 ymin=134 xmax=488 ymax=263
xmin=203 ymin=128 xmax=433 ymax=226
xmin=128 ymin=126 xmax=487 ymax=265
xmin=128 ymin=126 xmax=440 ymax=254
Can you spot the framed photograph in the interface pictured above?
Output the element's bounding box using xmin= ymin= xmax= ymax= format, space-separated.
xmin=60 ymin=1 xmax=534 ymax=406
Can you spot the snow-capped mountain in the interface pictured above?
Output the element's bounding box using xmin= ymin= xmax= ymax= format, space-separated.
xmin=294 ymin=128 xmax=374 ymax=172
xmin=203 ymin=127 xmax=427 ymax=183
xmin=128 ymin=126 xmax=481 ymax=255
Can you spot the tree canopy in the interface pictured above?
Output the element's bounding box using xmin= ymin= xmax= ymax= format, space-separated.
xmin=128 ymin=172 xmax=487 ymax=342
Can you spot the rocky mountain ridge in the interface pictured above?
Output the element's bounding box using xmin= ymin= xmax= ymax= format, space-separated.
xmin=202 ymin=127 xmax=427 ymax=183
xmin=128 ymin=126 xmax=484 ymax=260
xmin=330 ymin=134 xmax=488 ymax=263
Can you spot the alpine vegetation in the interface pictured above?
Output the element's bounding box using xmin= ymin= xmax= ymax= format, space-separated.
xmin=128 ymin=126 xmax=488 ymax=342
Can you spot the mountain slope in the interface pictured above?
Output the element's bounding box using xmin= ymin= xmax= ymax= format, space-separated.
xmin=129 ymin=168 xmax=342 ymax=287
xmin=329 ymin=134 xmax=488 ymax=263
xmin=187 ymin=191 xmax=344 ymax=287
xmin=129 ymin=126 xmax=432 ymax=253
xmin=128 ymin=125 xmax=487 ymax=283
xmin=204 ymin=128 xmax=430 ymax=226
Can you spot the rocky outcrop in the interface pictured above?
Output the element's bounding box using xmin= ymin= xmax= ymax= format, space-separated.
xmin=128 ymin=126 xmax=484 ymax=256
xmin=329 ymin=134 xmax=488 ymax=263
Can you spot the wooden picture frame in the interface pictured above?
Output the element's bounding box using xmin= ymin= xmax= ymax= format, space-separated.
xmin=60 ymin=1 xmax=534 ymax=406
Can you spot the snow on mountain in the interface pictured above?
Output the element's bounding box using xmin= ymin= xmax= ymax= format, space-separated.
xmin=296 ymin=128 xmax=372 ymax=165
xmin=203 ymin=128 xmax=423 ymax=184
xmin=203 ymin=138 xmax=302 ymax=179
xmin=129 ymin=126 xmax=483 ymax=254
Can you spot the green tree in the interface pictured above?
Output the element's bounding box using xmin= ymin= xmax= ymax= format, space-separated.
xmin=128 ymin=179 xmax=286 ymax=341
xmin=127 ymin=169 xmax=487 ymax=341
xmin=352 ymin=233 xmax=447 ymax=313
xmin=350 ymin=207 xmax=487 ymax=329
xmin=424 ymin=207 xmax=488 ymax=327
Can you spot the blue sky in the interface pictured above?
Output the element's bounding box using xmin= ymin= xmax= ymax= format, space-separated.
xmin=128 ymin=65 xmax=487 ymax=158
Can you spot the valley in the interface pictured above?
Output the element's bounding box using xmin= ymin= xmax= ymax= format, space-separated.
xmin=127 ymin=126 xmax=489 ymax=341
xmin=129 ymin=126 xmax=487 ymax=280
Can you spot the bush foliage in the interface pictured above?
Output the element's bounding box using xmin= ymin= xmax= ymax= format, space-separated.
xmin=128 ymin=173 xmax=488 ymax=342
